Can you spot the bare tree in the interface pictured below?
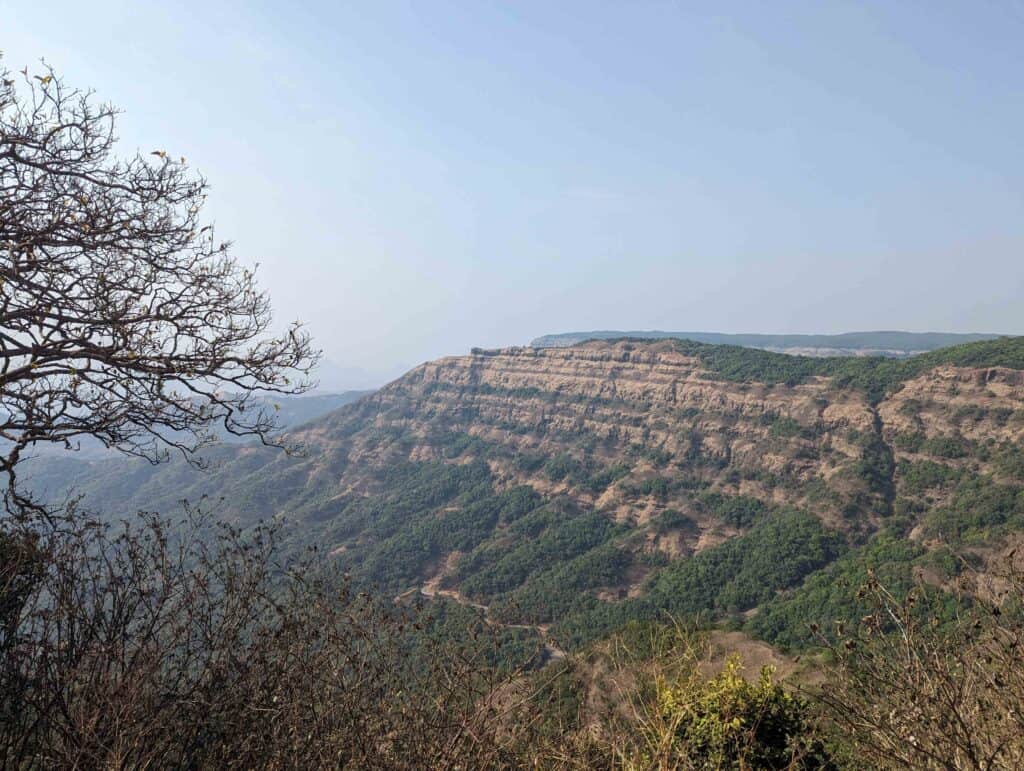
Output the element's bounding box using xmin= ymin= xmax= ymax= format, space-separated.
xmin=0 ymin=58 xmax=317 ymax=515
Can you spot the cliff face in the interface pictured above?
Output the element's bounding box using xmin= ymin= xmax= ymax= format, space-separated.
xmin=358 ymin=342 xmax=878 ymax=530
xmin=881 ymin=365 xmax=1024 ymax=450
xmin=32 ymin=338 xmax=1024 ymax=649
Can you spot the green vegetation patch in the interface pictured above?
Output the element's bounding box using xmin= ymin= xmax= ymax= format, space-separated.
xmin=992 ymin=442 xmax=1024 ymax=482
xmin=897 ymin=459 xmax=965 ymax=495
xmin=552 ymin=509 xmax=844 ymax=649
xmin=326 ymin=460 xmax=547 ymax=592
xmin=697 ymin=492 xmax=767 ymax=528
xmin=923 ymin=475 xmax=1024 ymax=542
xmin=649 ymin=509 xmax=844 ymax=616
xmin=458 ymin=506 xmax=625 ymax=599
xmin=491 ymin=543 xmax=632 ymax=625
xmin=747 ymin=534 xmax=925 ymax=650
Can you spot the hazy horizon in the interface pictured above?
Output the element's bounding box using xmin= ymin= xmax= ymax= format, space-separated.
xmin=6 ymin=2 xmax=1024 ymax=389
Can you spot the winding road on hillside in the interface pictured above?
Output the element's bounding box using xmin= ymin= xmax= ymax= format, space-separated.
xmin=412 ymin=578 xmax=567 ymax=662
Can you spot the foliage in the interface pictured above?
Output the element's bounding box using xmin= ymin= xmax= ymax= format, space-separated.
xmin=583 ymin=462 xmax=632 ymax=493
xmin=553 ymin=510 xmax=844 ymax=649
xmin=544 ymin=452 xmax=584 ymax=482
xmin=529 ymin=623 xmax=835 ymax=770
xmin=620 ymin=475 xmax=673 ymax=499
xmin=846 ymin=428 xmax=895 ymax=514
xmin=492 ymin=543 xmax=631 ymax=625
xmin=923 ymin=474 xmax=1024 ymax=542
xmin=893 ymin=430 xmax=926 ymax=453
xmin=649 ymin=510 xmax=845 ymax=617
xmin=459 ymin=507 xmax=624 ymax=600
xmin=919 ymin=433 xmax=973 ymax=459
xmin=897 ymin=459 xmax=965 ymax=495
xmin=657 ymin=657 xmax=834 ymax=769
xmin=747 ymin=534 xmax=930 ymax=650
xmin=656 ymin=508 xmax=698 ymax=533
xmin=993 ymin=441 xmax=1024 ymax=482
xmin=328 ymin=460 xmax=535 ymax=591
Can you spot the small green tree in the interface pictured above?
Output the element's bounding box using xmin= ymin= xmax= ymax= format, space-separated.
xmin=657 ymin=657 xmax=833 ymax=769
xmin=532 ymin=623 xmax=836 ymax=770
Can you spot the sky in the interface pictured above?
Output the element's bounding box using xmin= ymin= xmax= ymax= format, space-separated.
xmin=4 ymin=1 xmax=1024 ymax=388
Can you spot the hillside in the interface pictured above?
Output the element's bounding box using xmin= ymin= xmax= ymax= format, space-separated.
xmin=531 ymin=330 xmax=1001 ymax=357
xmin=28 ymin=336 xmax=1024 ymax=653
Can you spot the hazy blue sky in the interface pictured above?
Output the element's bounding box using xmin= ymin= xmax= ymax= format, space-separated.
xmin=5 ymin=2 xmax=1024 ymax=387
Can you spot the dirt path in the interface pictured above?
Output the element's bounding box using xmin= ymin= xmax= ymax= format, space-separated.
xmin=416 ymin=580 xmax=566 ymax=662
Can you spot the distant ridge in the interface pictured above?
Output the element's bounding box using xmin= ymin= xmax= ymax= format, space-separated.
xmin=529 ymin=330 xmax=1003 ymax=357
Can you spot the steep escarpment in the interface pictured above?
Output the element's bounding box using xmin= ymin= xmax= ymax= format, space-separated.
xmin=375 ymin=341 xmax=881 ymax=529
xmin=28 ymin=337 xmax=1024 ymax=651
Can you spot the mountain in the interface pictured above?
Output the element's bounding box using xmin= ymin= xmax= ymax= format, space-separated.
xmin=530 ymin=330 xmax=1002 ymax=357
xmin=26 ymin=337 xmax=1024 ymax=652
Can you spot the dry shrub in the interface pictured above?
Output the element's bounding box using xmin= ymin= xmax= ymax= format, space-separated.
xmin=818 ymin=560 xmax=1024 ymax=770
xmin=0 ymin=505 xmax=544 ymax=769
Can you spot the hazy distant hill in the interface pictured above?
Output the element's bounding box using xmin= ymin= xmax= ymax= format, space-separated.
xmin=530 ymin=330 xmax=1001 ymax=357
xmin=249 ymin=391 xmax=374 ymax=435
xmin=12 ymin=390 xmax=373 ymax=461
xmin=26 ymin=336 xmax=1024 ymax=655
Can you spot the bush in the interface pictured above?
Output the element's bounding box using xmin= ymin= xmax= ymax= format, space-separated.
xmin=920 ymin=433 xmax=972 ymax=459
xmin=898 ymin=459 xmax=963 ymax=494
xmin=542 ymin=624 xmax=836 ymax=770
xmin=993 ymin=442 xmax=1024 ymax=482
xmin=659 ymin=657 xmax=834 ymax=769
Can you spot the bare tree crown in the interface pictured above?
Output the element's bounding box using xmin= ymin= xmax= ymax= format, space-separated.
xmin=0 ymin=59 xmax=319 ymax=508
